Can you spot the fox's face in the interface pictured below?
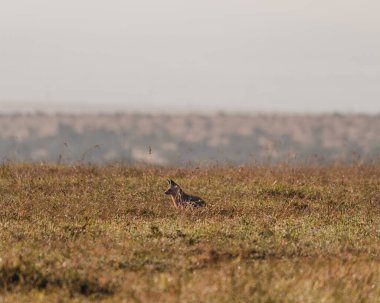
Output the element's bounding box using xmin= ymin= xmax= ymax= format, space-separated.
xmin=165 ymin=179 xmax=181 ymax=196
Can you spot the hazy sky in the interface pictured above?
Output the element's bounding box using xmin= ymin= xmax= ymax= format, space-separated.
xmin=1 ymin=0 xmax=380 ymax=113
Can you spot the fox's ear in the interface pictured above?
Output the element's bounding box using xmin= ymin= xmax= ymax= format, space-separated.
xmin=167 ymin=179 xmax=177 ymax=186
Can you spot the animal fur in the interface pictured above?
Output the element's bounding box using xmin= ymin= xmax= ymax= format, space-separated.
xmin=164 ymin=179 xmax=206 ymax=208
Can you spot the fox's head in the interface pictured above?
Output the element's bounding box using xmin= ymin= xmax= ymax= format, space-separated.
xmin=164 ymin=179 xmax=181 ymax=196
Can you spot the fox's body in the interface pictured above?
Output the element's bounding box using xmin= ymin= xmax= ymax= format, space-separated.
xmin=164 ymin=179 xmax=206 ymax=208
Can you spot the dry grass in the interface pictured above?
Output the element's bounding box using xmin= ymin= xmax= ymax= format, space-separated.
xmin=1 ymin=163 xmax=380 ymax=302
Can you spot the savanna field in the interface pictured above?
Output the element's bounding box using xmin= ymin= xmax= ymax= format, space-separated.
xmin=1 ymin=164 xmax=380 ymax=302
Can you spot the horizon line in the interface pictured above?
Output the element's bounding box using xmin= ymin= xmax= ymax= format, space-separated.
xmin=1 ymin=100 xmax=380 ymax=116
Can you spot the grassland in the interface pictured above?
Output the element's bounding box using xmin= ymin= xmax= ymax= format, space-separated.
xmin=0 ymin=164 xmax=380 ymax=302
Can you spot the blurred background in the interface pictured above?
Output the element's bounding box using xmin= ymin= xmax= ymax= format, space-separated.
xmin=1 ymin=0 xmax=380 ymax=165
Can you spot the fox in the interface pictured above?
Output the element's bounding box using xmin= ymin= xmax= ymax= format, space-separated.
xmin=164 ymin=179 xmax=206 ymax=208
